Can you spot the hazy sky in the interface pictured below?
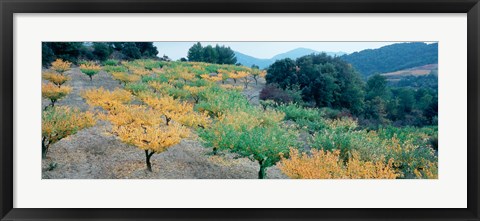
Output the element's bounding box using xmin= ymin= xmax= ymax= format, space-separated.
xmin=153 ymin=42 xmax=430 ymax=60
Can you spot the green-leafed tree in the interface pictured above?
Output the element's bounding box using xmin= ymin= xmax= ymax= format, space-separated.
xmin=202 ymin=45 xmax=218 ymax=64
xmin=265 ymin=58 xmax=297 ymax=89
xmin=198 ymin=109 xmax=298 ymax=179
xmin=363 ymin=74 xmax=390 ymax=124
xmin=424 ymin=99 xmax=438 ymax=124
xmin=266 ymin=54 xmax=365 ymax=115
xmin=135 ymin=42 xmax=159 ymax=58
xmin=187 ymin=42 xmax=204 ymax=62
xmin=42 ymin=43 xmax=55 ymax=67
xmin=364 ymin=96 xmax=388 ymax=125
xmin=215 ymin=44 xmax=237 ymax=65
xmin=366 ymin=74 xmax=389 ymax=101
xmin=122 ymin=43 xmax=142 ymax=60
xmin=108 ymin=42 xmax=126 ymax=51
xmin=397 ymin=88 xmax=415 ymax=116
xmin=92 ymin=42 xmax=112 ymax=61
xmin=187 ymin=43 xmax=237 ymax=65
xmin=44 ymin=42 xmax=83 ymax=64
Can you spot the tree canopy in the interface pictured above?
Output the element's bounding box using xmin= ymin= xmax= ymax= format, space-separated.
xmin=266 ymin=53 xmax=365 ymax=115
xmin=42 ymin=42 xmax=159 ymax=66
xmin=187 ymin=42 xmax=237 ymax=65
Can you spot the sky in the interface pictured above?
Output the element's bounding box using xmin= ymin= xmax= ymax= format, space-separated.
xmin=153 ymin=42 xmax=430 ymax=60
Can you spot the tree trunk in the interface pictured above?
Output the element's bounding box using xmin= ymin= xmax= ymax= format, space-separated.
xmin=145 ymin=150 xmax=154 ymax=172
xmin=165 ymin=117 xmax=171 ymax=126
xmin=42 ymin=137 xmax=49 ymax=159
xmin=254 ymin=77 xmax=258 ymax=85
xmin=258 ymin=160 xmax=266 ymax=179
xmin=89 ymin=75 xmax=93 ymax=81
xmin=50 ymin=99 xmax=56 ymax=107
xmin=212 ymin=147 xmax=218 ymax=155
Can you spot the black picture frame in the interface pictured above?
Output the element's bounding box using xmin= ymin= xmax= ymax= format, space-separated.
xmin=1 ymin=0 xmax=479 ymax=220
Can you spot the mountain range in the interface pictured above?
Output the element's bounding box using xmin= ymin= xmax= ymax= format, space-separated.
xmin=235 ymin=48 xmax=346 ymax=69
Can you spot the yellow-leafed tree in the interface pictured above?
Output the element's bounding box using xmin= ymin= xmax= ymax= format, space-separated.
xmin=130 ymin=67 xmax=151 ymax=78
xmin=42 ymin=83 xmax=72 ymax=107
xmin=50 ymin=59 xmax=72 ymax=74
xmin=42 ymin=106 xmax=96 ymax=158
xmin=229 ymin=71 xmax=249 ymax=85
xmin=178 ymin=71 xmax=196 ymax=83
xmin=140 ymin=93 xmax=210 ymax=128
xmin=140 ymin=94 xmax=185 ymax=125
xmin=81 ymin=87 xmax=133 ymax=112
xmin=43 ymin=71 xmax=70 ymax=87
xmin=237 ymin=71 xmax=251 ymax=88
xmin=104 ymin=104 xmax=163 ymax=126
xmin=104 ymin=104 xmax=189 ymax=172
xmin=278 ymin=148 xmax=399 ymax=179
xmin=114 ymin=122 xmax=189 ymax=171
xmin=200 ymin=74 xmax=223 ymax=83
xmin=217 ymin=69 xmax=230 ymax=84
xmin=82 ymin=87 xmax=194 ymax=172
xmin=251 ymin=69 xmax=266 ymax=85
xmin=111 ymin=72 xmax=141 ymax=86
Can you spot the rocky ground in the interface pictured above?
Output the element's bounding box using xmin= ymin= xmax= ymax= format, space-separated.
xmin=42 ymin=68 xmax=287 ymax=179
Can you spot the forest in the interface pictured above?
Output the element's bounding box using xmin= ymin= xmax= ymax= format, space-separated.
xmin=263 ymin=53 xmax=437 ymax=128
xmin=41 ymin=42 xmax=438 ymax=179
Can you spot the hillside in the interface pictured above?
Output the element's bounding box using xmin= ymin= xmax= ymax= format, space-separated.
xmin=235 ymin=48 xmax=345 ymax=69
xmin=42 ymin=63 xmax=288 ymax=179
xmin=341 ymin=42 xmax=438 ymax=78
xmin=381 ymin=64 xmax=438 ymax=80
xmin=380 ymin=64 xmax=438 ymax=90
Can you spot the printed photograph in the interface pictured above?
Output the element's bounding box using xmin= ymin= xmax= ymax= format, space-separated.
xmin=41 ymin=42 xmax=438 ymax=179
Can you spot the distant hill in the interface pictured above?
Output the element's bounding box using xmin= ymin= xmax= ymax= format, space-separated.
xmin=235 ymin=48 xmax=346 ymax=69
xmin=272 ymin=48 xmax=346 ymax=60
xmin=234 ymin=52 xmax=272 ymax=69
xmin=340 ymin=42 xmax=438 ymax=78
